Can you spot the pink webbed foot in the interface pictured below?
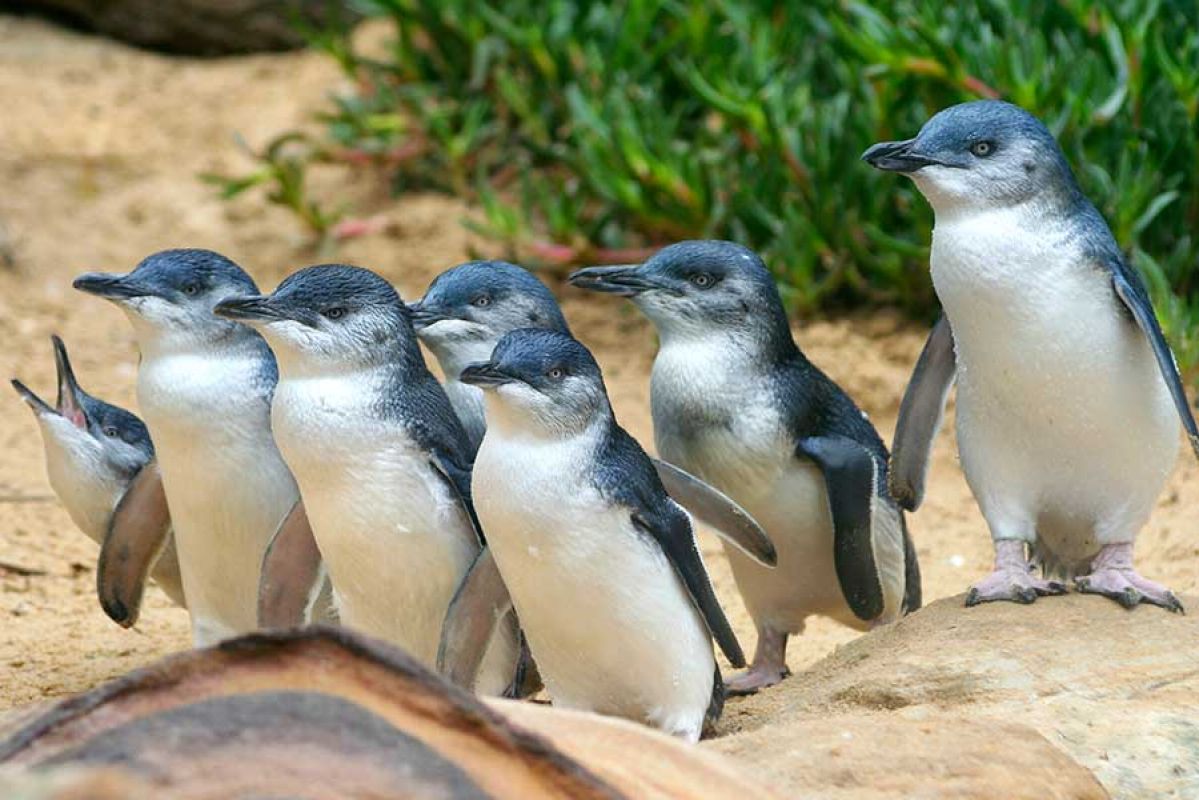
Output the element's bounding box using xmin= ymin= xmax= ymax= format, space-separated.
xmin=725 ymin=626 xmax=789 ymax=696
xmin=1075 ymin=543 xmax=1184 ymax=613
xmin=966 ymin=540 xmax=1066 ymax=607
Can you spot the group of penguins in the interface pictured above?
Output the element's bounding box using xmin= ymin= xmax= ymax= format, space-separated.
xmin=14 ymin=101 xmax=1198 ymax=743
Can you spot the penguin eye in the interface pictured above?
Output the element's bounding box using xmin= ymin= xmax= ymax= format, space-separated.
xmin=181 ymin=283 xmax=200 ymax=296
xmin=689 ymin=272 xmax=716 ymax=289
xmin=970 ymin=140 xmax=994 ymax=157
xmin=472 ymin=295 xmax=491 ymax=308
xmin=103 ymin=427 xmax=118 ymax=438
xmin=322 ymin=307 xmax=347 ymax=320
xmin=546 ymin=367 xmax=566 ymax=380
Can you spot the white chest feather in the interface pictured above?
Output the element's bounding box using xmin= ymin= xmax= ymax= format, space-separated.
xmin=271 ymin=371 xmax=480 ymax=669
xmin=444 ymin=378 xmax=486 ymax=449
xmin=650 ymin=340 xmax=855 ymax=630
xmin=138 ymin=351 xmax=298 ymax=642
xmin=473 ymin=418 xmax=715 ymax=739
xmin=931 ymin=206 xmax=1177 ymax=555
xmin=38 ymin=418 xmax=124 ymax=544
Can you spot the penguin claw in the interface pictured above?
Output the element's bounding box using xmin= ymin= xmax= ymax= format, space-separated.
xmin=965 ymin=570 xmax=1065 ymax=608
xmin=1074 ymin=568 xmax=1184 ymax=614
xmin=724 ymin=665 xmax=790 ymax=696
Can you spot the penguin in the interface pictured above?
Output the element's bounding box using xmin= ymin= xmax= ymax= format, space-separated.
xmin=73 ymin=249 xmax=305 ymax=645
xmin=863 ymin=100 xmax=1198 ymax=611
xmin=411 ymin=262 xmax=775 ymax=578
xmin=214 ymin=264 xmax=521 ymax=695
xmin=411 ymin=261 xmax=776 ymax=688
xmin=569 ymin=241 xmax=921 ymax=693
xmin=461 ymin=328 xmax=744 ymax=741
xmin=409 ymin=260 xmax=570 ymax=450
xmin=11 ymin=335 xmax=184 ymax=608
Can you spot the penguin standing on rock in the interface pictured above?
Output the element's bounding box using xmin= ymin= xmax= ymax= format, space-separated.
xmin=570 ymin=241 xmax=921 ymax=694
xmin=864 ymin=100 xmax=1198 ymax=612
xmin=11 ymin=336 xmax=184 ymax=609
xmin=215 ymin=265 xmax=521 ymax=695
xmin=462 ymin=329 xmax=744 ymax=741
xmin=74 ymin=250 xmax=304 ymax=644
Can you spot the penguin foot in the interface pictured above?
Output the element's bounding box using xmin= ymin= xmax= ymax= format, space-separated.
xmin=965 ymin=569 xmax=1066 ymax=607
xmin=1075 ymin=569 xmax=1184 ymax=613
xmin=967 ymin=539 xmax=1066 ymax=607
xmin=1075 ymin=543 xmax=1184 ymax=613
xmin=725 ymin=664 xmax=791 ymax=696
xmin=726 ymin=625 xmax=789 ymax=695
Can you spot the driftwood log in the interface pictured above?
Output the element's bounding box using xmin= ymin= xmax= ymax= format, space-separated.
xmin=6 ymin=1 xmax=359 ymax=55
xmin=0 ymin=626 xmax=775 ymax=799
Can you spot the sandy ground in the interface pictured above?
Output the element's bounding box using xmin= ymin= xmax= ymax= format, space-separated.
xmin=0 ymin=15 xmax=1195 ymax=714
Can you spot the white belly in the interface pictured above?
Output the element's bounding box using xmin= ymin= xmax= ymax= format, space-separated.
xmin=139 ymin=352 xmax=298 ymax=645
xmin=651 ymin=342 xmax=859 ymax=632
xmin=474 ymin=421 xmax=715 ymax=740
xmin=273 ymin=374 xmax=515 ymax=692
xmin=932 ymin=208 xmax=1178 ymax=564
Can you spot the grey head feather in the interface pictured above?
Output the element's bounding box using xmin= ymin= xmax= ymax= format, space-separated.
xmin=256 ymin=263 xmax=476 ymax=464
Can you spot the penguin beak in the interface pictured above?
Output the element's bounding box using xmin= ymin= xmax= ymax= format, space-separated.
xmin=407 ymin=299 xmax=450 ymax=331
xmin=10 ymin=336 xmax=88 ymax=427
xmin=52 ymin=335 xmax=89 ymax=429
xmin=11 ymin=379 xmax=54 ymax=418
xmin=73 ymin=272 xmax=154 ymax=301
xmin=213 ymin=295 xmax=288 ymax=324
xmin=861 ymin=138 xmax=947 ymax=172
xmin=459 ymin=362 xmax=518 ymax=388
xmin=568 ymin=265 xmax=668 ymax=297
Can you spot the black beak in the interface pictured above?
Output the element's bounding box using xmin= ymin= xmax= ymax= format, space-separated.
xmin=459 ymin=362 xmax=518 ymax=388
xmin=73 ymin=272 xmax=152 ymax=301
xmin=861 ymin=138 xmax=945 ymax=173
xmin=407 ymin=300 xmax=450 ymax=331
xmin=51 ymin=335 xmax=88 ymax=428
xmin=11 ymin=378 xmax=53 ymax=417
xmin=213 ymin=295 xmax=288 ymax=323
xmin=568 ymin=265 xmax=665 ymax=297
xmin=10 ymin=336 xmax=87 ymax=425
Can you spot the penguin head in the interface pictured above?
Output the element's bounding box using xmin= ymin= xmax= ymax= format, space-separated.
xmin=862 ymin=100 xmax=1076 ymax=213
xmin=12 ymin=336 xmax=154 ymax=482
xmin=569 ymin=240 xmax=791 ymax=347
xmin=460 ymin=329 xmax=609 ymax=436
xmin=410 ymin=261 xmax=570 ymax=374
xmin=73 ymin=249 xmax=260 ymax=349
xmin=214 ymin=264 xmax=418 ymax=373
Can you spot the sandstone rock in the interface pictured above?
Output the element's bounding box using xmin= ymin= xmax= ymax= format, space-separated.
xmin=495 ymin=699 xmax=780 ymax=800
xmin=8 ymin=1 xmax=359 ymax=56
xmin=712 ymin=594 xmax=1197 ymax=799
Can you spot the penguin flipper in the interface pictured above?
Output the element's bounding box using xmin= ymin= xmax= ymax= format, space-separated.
xmin=632 ymin=505 xmax=746 ymax=668
xmin=797 ymin=436 xmax=885 ymax=622
xmin=650 ymin=458 xmax=777 ymax=567
xmin=437 ymin=546 xmax=514 ymax=690
xmin=97 ymin=460 xmax=172 ymax=627
xmin=258 ymin=500 xmax=326 ymax=628
xmin=431 ymin=450 xmax=485 ymax=546
xmin=1110 ymin=265 xmax=1199 ymax=461
xmin=890 ymin=316 xmax=955 ymax=511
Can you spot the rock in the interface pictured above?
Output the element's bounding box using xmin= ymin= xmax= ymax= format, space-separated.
xmin=710 ymin=594 xmax=1196 ymax=799
xmin=7 ymin=1 xmax=360 ymax=56
xmin=494 ymin=700 xmax=780 ymax=800
xmin=710 ymin=714 xmax=1107 ymax=799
